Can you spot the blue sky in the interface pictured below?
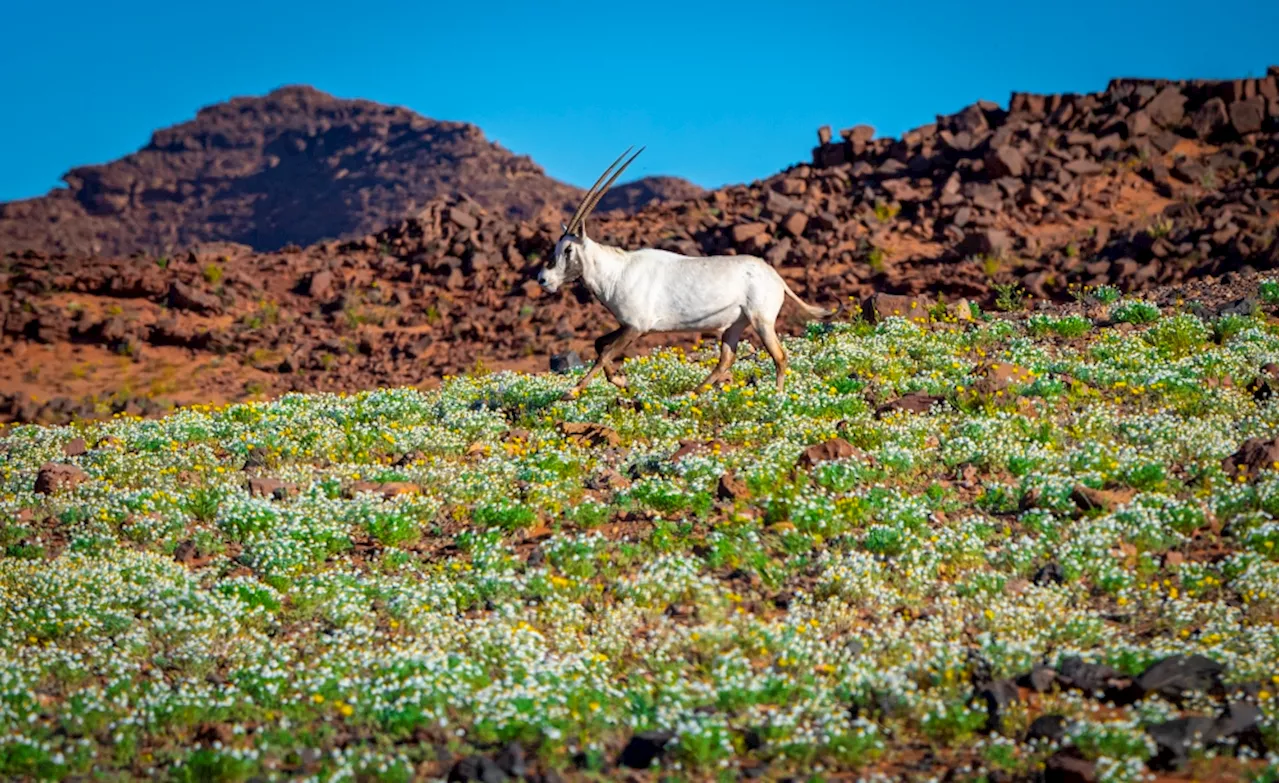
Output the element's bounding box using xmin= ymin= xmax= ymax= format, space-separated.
xmin=2 ymin=0 xmax=1276 ymax=202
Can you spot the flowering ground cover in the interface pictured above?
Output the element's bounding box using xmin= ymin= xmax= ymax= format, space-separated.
xmin=1 ymin=280 xmax=1277 ymax=782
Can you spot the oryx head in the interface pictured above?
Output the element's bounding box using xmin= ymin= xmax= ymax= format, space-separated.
xmin=538 ymin=146 xmax=644 ymax=293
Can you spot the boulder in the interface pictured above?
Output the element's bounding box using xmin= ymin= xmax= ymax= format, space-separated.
xmin=1145 ymin=86 xmax=1187 ymax=127
xmin=558 ymin=421 xmax=620 ymax=447
xmin=618 ymin=730 xmax=674 ymax=769
xmin=796 ymin=438 xmax=860 ymax=469
xmin=34 ymin=462 xmax=88 ymax=495
xmin=861 ymin=293 xmax=930 ymax=323
xmin=167 ymin=282 xmax=221 ymax=313
xmin=1190 ymin=97 xmax=1229 ymax=139
xmin=985 ymin=145 xmax=1026 ymax=178
xmin=1229 ymin=96 xmax=1266 ymax=135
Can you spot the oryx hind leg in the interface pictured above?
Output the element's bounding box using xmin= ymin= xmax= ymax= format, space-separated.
xmin=751 ymin=314 xmax=789 ymax=393
xmin=697 ymin=314 xmax=749 ymax=391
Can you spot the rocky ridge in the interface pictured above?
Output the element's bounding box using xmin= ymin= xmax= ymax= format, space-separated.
xmin=0 ymin=86 xmax=697 ymax=256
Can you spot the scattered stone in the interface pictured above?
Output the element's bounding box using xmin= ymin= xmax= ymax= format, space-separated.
xmin=1146 ymin=716 xmax=1221 ymax=771
xmin=167 ymin=281 xmax=221 ymax=313
xmin=861 ymin=293 xmax=930 ymax=324
xmin=985 ymin=145 xmax=1026 ymax=178
xmin=1134 ymin=654 xmax=1225 ymax=702
xmin=34 ymin=463 xmax=87 ymax=495
xmin=1070 ymin=484 xmax=1135 ymax=513
xmin=977 ymin=678 xmax=1021 ymax=731
xmin=342 ymin=481 xmax=421 ymax=500
xmin=1044 ymin=749 xmax=1096 ymax=783
xmin=304 ymin=270 xmax=334 ymax=299
xmin=494 ymin=741 xmax=526 ymax=779
xmin=730 ymin=222 xmax=769 ymax=244
xmin=716 ymin=471 xmax=750 ymax=501
xmin=558 ymin=421 xmax=620 ymax=447
xmin=244 ymin=473 xmax=296 ymax=498
xmin=173 ymin=539 xmax=200 ymax=565
xmin=1221 ymin=437 xmax=1277 ymax=480
xmin=875 ymin=392 xmax=945 ymax=416
xmin=1032 ymin=562 xmax=1065 ymax=586
xmin=795 ymin=437 xmax=860 ymax=469
xmin=1019 ymin=665 xmax=1059 ymax=693
xmin=1190 ymin=97 xmax=1229 ymax=138
xmin=669 ymin=438 xmax=727 ymax=463
xmin=781 ymin=212 xmax=808 ymax=238
xmin=1229 ymin=96 xmax=1266 ymax=136
xmin=61 ymin=438 xmax=87 ymax=457
xmin=1025 ymin=714 xmax=1067 ymax=744
xmin=585 ymin=467 xmax=630 ymax=491
xmin=959 ymin=228 xmax=1012 ymax=257
xmin=618 ymin=730 xmax=674 ymax=769
xmin=447 ymin=755 xmax=508 ymax=783
xmin=1145 ymin=86 xmax=1187 ymax=127
xmin=1063 ymin=159 xmax=1104 ymax=176
xmin=549 ymin=351 xmax=583 ymax=374
xmin=1054 ymin=655 xmax=1126 ymax=696
xmin=246 ymin=476 xmax=286 ymax=498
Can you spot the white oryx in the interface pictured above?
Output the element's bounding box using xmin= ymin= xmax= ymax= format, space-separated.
xmin=537 ymin=147 xmax=834 ymax=399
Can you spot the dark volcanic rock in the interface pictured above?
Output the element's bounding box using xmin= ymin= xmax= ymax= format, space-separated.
xmin=618 ymin=730 xmax=674 ymax=769
xmin=549 ymin=351 xmax=584 ymax=374
xmin=1133 ymin=654 xmax=1225 ymax=702
xmin=447 ymin=755 xmax=508 ymax=783
xmin=1025 ymin=714 xmax=1067 ymax=744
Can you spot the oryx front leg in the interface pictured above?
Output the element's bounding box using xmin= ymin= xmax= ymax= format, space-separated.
xmin=563 ymin=326 xmax=638 ymax=399
xmin=696 ymin=316 xmax=749 ymax=391
xmin=601 ymin=328 xmax=642 ymax=389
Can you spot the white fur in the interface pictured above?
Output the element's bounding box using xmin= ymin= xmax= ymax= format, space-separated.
xmin=537 ymin=234 xmax=830 ymax=395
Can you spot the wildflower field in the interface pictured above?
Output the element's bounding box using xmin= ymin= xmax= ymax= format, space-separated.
xmin=1 ymin=284 xmax=1277 ymax=782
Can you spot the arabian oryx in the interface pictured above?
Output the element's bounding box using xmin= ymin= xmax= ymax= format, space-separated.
xmin=537 ymin=147 xmax=835 ymax=400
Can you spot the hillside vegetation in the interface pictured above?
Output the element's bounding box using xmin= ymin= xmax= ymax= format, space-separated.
xmin=1 ymin=279 xmax=1277 ymax=781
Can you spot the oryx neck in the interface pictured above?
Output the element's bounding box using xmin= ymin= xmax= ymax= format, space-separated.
xmin=579 ymin=237 xmax=629 ymax=302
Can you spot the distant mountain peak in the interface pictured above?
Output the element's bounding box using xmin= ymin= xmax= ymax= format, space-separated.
xmin=0 ymin=86 xmax=695 ymax=256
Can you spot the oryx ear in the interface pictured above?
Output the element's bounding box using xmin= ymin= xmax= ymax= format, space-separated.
xmin=561 ymin=222 xmax=569 ymax=235
xmin=580 ymin=218 xmax=589 ymax=239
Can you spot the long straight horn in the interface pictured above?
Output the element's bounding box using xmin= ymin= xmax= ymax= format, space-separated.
xmin=577 ymin=146 xmax=644 ymax=228
xmin=566 ymin=147 xmax=634 ymax=236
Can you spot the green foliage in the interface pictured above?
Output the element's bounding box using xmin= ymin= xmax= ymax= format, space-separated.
xmin=873 ymin=201 xmax=901 ymax=223
xmin=1143 ymin=313 xmax=1209 ymax=359
xmin=1093 ymin=285 xmax=1121 ymax=304
xmin=202 ymin=263 xmax=224 ymax=285
xmin=993 ymin=283 xmax=1026 ymax=312
xmin=1110 ymin=299 xmax=1160 ymax=324
xmin=1261 ymin=278 xmax=1279 ymax=306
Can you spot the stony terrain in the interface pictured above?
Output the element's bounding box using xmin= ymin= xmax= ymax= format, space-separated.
xmin=0 ymin=86 xmax=698 ymax=257
xmin=0 ymin=278 xmax=1276 ymax=781
xmin=1 ymin=69 xmax=1277 ymax=425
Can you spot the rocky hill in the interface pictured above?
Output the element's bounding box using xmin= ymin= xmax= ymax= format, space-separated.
xmin=0 ymin=86 xmax=697 ymax=257
xmin=595 ymin=176 xmax=706 ymax=213
xmin=1 ymin=68 xmax=1276 ymax=424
